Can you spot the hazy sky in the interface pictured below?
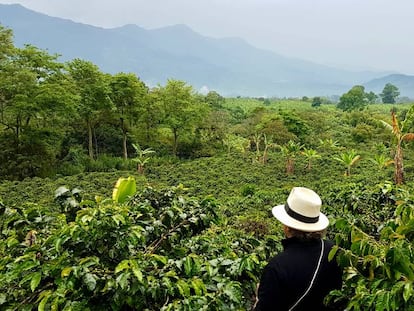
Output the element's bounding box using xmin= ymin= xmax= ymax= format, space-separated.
xmin=1 ymin=0 xmax=413 ymax=74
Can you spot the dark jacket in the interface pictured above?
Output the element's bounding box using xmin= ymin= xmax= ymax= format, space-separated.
xmin=255 ymin=237 xmax=342 ymax=311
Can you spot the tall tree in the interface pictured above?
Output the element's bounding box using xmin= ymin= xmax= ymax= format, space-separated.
xmin=380 ymin=83 xmax=400 ymax=104
xmin=366 ymin=91 xmax=378 ymax=103
xmin=204 ymin=91 xmax=225 ymax=109
xmin=380 ymin=107 xmax=414 ymax=185
xmin=67 ymin=59 xmax=112 ymax=159
xmin=0 ymin=41 xmax=77 ymax=178
xmin=0 ymin=25 xmax=14 ymax=62
xmin=109 ymin=73 xmax=148 ymax=159
xmin=337 ymin=85 xmax=368 ymax=112
xmin=0 ymin=45 xmax=66 ymax=141
xmin=153 ymin=79 xmax=205 ymax=156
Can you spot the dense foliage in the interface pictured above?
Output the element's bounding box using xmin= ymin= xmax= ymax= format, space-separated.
xmin=0 ymin=180 xmax=280 ymax=310
xmin=2 ymin=24 xmax=414 ymax=310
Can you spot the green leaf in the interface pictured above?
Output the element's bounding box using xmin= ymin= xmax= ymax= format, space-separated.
xmin=61 ymin=267 xmax=72 ymax=278
xmin=176 ymin=279 xmax=190 ymax=297
xmin=112 ymin=214 xmax=126 ymax=226
xmin=31 ymin=271 xmax=42 ymax=292
xmin=115 ymin=260 xmax=130 ymax=273
xmin=112 ymin=177 xmax=137 ymax=203
xmin=151 ymin=254 xmax=167 ymax=265
xmin=83 ymin=273 xmax=97 ymax=291
xmin=116 ymin=272 xmax=129 ymax=290
xmin=191 ymin=278 xmax=206 ymax=296
xmin=403 ymin=282 xmax=413 ymax=302
xmin=184 ymin=256 xmax=193 ymax=276
xmin=54 ymin=238 xmax=62 ymax=253
xmin=328 ymin=245 xmax=339 ymax=262
xmin=37 ymin=290 xmax=52 ymax=311
xmin=0 ymin=293 xmax=6 ymax=305
xmin=130 ymin=260 xmax=143 ymax=282
xmin=223 ymin=282 xmax=242 ymax=302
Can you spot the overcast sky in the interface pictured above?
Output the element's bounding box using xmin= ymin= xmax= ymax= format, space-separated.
xmin=1 ymin=0 xmax=413 ymax=74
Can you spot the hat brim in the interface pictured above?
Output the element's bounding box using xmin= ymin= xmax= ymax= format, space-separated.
xmin=272 ymin=204 xmax=329 ymax=232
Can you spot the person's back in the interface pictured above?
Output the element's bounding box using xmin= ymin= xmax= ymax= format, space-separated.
xmin=254 ymin=187 xmax=342 ymax=311
xmin=256 ymin=237 xmax=341 ymax=310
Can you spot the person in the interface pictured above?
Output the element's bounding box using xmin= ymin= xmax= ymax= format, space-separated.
xmin=254 ymin=187 xmax=342 ymax=311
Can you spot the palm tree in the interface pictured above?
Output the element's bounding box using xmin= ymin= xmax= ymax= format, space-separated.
xmin=132 ymin=143 xmax=155 ymax=174
xmin=334 ymin=149 xmax=361 ymax=176
xmin=380 ymin=107 xmax=414 ymax=185
xmin=279 ymin=140 xmax=303 ymax=174
xmin=301 ymin=148 xmax=321 ymax=171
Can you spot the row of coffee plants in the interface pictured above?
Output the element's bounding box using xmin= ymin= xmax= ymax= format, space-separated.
xmin=2 ymin=149 xmax=414 ymax=310
xmin=0 ymin=178 xmax=281 ymax=310
xmin=324 ymin=182 xmax=414 ymax=310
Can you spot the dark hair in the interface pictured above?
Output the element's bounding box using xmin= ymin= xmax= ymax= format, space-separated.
xmin=286 ymin=226 xmax=326 ymax=241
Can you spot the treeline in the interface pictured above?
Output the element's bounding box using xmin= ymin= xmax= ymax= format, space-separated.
xmin=0 ymin=24 xmax=406 ymax=180
xmin=0 ymin=25 xmax=233 ymax=179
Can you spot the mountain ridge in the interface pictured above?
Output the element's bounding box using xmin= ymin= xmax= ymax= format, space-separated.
xmin=1 ymin=3 xmax=413 ymax=97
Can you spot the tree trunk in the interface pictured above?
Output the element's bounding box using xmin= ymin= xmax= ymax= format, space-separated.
xmin=286 ymin=158 xmax=294 ymax=174
xmin=87 ymin=119 xmax=94 ymax=159
xmin=121 ymin=118 xmax=128 ymax=160
xmin=262 ymin=146 xmax=268 ymax=164
xmin=173 ymin=128 xmax=178 ymax=156
xmin=394 ymin=142 xmax=404 ymax=185
xmin=123 ymin=131 xmax=128 ymax=160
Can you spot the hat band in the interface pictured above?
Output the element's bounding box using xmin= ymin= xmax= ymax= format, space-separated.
xmin=285 ymin=203 xmax=319 ymax=224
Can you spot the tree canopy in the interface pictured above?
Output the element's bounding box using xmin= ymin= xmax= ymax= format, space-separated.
xmin=337 ymin=85 xmax=368 ymax=112
xmin=380 ymin=83 xmax=400 ymax=104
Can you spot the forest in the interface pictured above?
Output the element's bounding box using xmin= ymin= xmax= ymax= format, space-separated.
xmin=1 ymin=23 xmax=414 ymax=310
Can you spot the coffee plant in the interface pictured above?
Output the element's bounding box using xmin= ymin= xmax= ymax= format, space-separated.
xmin=327 ymin=183 xmax=414 ymax=310
xmin=0 ymin=179 xmax=279 ymax=310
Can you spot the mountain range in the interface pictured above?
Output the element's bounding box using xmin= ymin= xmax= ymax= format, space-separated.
xmin=1 ymin=3 xmax=413 ymax=97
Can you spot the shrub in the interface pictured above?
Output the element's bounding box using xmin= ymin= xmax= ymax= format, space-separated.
xmin=0 ymin=181 xmax=280 ymax=310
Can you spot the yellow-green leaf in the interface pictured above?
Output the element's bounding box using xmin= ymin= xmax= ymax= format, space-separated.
xmin=403 ymin=282 xmax=413 ymax=302
xmin=37 ymin=290 xmax=51 ymax=311
xmin=112 ymin=214 xmax=126 ymax=226
xmin=191 ymin=278 xmax=206 ymax=296
xmin=177 ymin=279 xmax=190 ymax=297
xmin=31 ymin=272 xmax=42 ymax=292
xmin=328 ymin=245 xmax=339 ymax=262
xmin=112 ymin=177 xmax=136 ymax=203
xmin=130 ymin=260 xmax=143 ymax=282
xmin=61 ymin=267 xmax=72 ymax=278
xmin=115 ymin=260 xmax=130 ymax=273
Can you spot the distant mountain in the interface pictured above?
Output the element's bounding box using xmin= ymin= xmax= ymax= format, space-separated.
xmin=363 ymin=74 xmax=414 ymax=98
xmin=0 ymin=3 xmax=398 ymax=97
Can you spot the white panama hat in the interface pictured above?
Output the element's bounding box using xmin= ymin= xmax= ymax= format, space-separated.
xmin=272 ymin=187 xmax=329 ymax=232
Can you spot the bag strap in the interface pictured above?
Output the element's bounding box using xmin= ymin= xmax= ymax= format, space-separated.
xmin=288 ymin=239 xmax=325 ymax=311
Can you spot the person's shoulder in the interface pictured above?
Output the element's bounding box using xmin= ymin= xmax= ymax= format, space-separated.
xmin=323 ymin=239 xmax=336 ymax=249
xmin=265 ymin=252 xmax=285 ymax=268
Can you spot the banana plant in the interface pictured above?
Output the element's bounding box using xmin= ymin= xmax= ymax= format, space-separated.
xmin=380 ymin=107 xmax=414 ymax=185
xmin=334 ymin=149 xmax=361 ymax=176
xmin=278 ymin=140 xmax=303 ymax=174
xmin=301 ymin=148 xmax=321 ymax=171
xmin=112 ymin=176 xmax=136 ymax=203
xmin=132 ymin=143 xmax=155 ymax=174
xmin=368 ymin=154 xmax=394 ymax=170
